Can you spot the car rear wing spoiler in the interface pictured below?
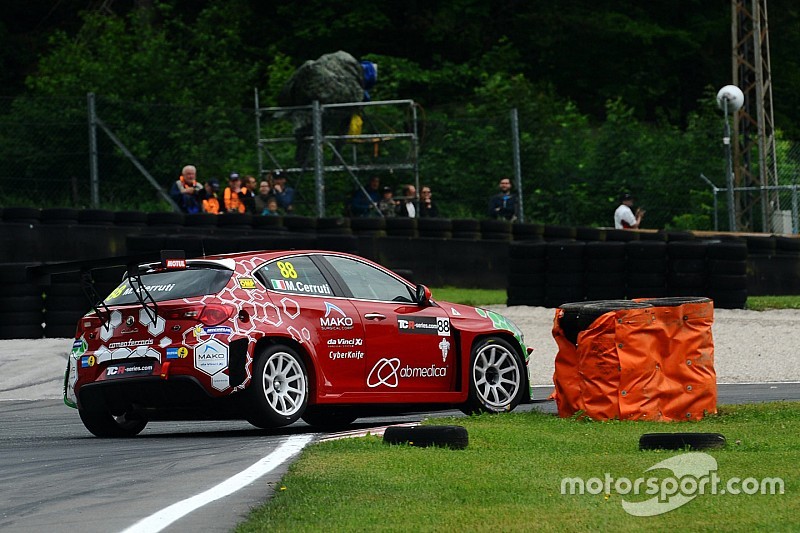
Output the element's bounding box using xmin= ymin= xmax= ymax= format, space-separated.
xmin=27 ymin=250 xmax=186 ymax=327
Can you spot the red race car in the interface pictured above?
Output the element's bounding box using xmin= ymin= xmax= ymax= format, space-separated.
xmin=58 ymin=250 xmax=531 ymax=437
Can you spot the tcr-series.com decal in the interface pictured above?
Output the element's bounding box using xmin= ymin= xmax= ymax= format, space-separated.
xmin=367 ymin=357 xmax=448 ymax=388
xmin=397 ymin=316 xmax=450 ymax=336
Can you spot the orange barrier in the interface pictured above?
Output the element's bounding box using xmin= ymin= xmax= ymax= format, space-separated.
xmin=552 ymin=298 xmax=716 ymax=421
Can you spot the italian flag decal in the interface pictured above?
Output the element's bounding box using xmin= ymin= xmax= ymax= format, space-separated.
xmin=271 ymin=279 xmax=287 ymax=290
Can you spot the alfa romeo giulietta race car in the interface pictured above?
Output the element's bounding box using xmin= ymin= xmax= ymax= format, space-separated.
xmin=59 ymin=250 xmax=531 ymax=437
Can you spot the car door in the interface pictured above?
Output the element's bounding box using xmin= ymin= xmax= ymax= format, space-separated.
xmin=320 ymin=255 xmax=455 ymax=393
xmin=254 ymin=255 xmax=366 ymax=395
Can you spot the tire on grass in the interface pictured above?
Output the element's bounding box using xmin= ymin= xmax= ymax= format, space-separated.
xmin=383 ymin=425 xmax=468 ymax=450
xmin=639 ymin=432 xmax=726 ymax=450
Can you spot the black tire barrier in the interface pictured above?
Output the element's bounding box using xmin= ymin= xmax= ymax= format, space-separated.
xmin=664 ymin=231 xmax=695 ymax=241
xmin=126 ymin=234 xmax=166 ymax=254
xmin=707 ymin=259 xmax=747 ymax=275
xmin=745 ymin=235 xmax=776 ymax=254
xmin=44 ymin=323 xmax=77 ymax=339
xmin=627 ymin=272 xmax=667 ymax=287
xmin=668 ymin=241 xmax=708 ymax=259
xmin=638 ymin=231 xmax=667 ymax=241
xmin=44 ymin=310 xmax=86 ymax=325
xmin=418 ymin=218 xmax=452 ymax=235
xmin=1 ymin=207 xmax=41 ymax=224
xmin=0 ymin=295 xmax=44 ymax=312
xmin=546 ymin=241 xmax=585 ymax=272
xmin=43 ymin=294 xmax=89 ymax=311
xmin=584 ymin=285 xmax=626 ymax=301
xmin=627 ymin=258 xmax=668 ymax=272
xmin=707 ymin=241 xmax=748 ymax=260
xmin=509 ymin=270 xmax=545 ymax=288
xmin=708 ymin=274 xmax=748 ymax=290
xmin=316 ymin=235 xmax=359 ymax=253
xmin=451 ymin=232 xmax=480 ymax=240
xmin=668 ymin=272 xmax=706 ymax=288
xmin=451 ymin=218 xmax=480 ymax=232
xmin=509 ymin=241 xmax=547 ymax=259
xmin=634 ymin=296 xmax=711 ymax=306
xmin=604 ymin=229 xmax=639 ymax=242
xmin=575 ymin=226 xmax=605 ymax=241
xmin=627 ymin=286 xmax=668 ymax=299
xmin=775 ymin=236 xmax=800 ymax=253
xmin=383 ymin=425 xmax=468 ymax=450
xmin=350 ymin=217 xmax=386 ymax=234
xmin=0 ymin=311 xmax=44 ymax=326
xmin=587 ymin=258 xmax=627 ymax=271
xmin=147 ymin=211 xmax=185 ymax=227
xmin=41 ymin=208 xmax=80 ymax=224
xmin=639 ymin=432 xmax=726 ymax=451
xmin=543 ymin=225 xmax=576 ymax=241
xmin=0 ymin=262 xmax=39 ymax=283
xmin=585 ymin=240 xmax=624 ymax=260
xmin=479 ymin=219 xmax=512 ymax=234
xmin=217 ymin=212 xmax=254 ymax=229
xmin=626 ymin=240 xmax=668 ymax=259
xmin=317 ymin=216 xmax=351 ymax=231
xmin=480 ymin=231 xmax=512 ymax=241
xmin=385 ymin=217 xmax=417 ymax=237
xmin=78 ymin=209 xmax=115 ymax=226
xmin=0 ymin=324 xmax=44 ymax=340
xmin=184 ymin=213 xmax=219 ymax=227
xmin=512 ymin=223 xmax=544 ymax=240
xmin=708 ymin=289 xmax=748 ymax=309
xmin=509 ymin=258 xmax=546 ymax=275
xmin=558 ymin=300 xmax=654 ymax=345
xmin=585 ymin=271 xmax=626 ymax=287
xmin=114 ymin=211 xmax=149 ymax=226
xmin=670 ymin=258 xmax=707 ymax=273
xmin=283 ymin=215 xmax=318 ymax=231
xmin=252 ymin=215 xmax=285 ymax=230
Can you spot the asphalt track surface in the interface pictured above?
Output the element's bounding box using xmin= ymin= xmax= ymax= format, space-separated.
xmin=1 ymin=383 xmax=798 ymax=532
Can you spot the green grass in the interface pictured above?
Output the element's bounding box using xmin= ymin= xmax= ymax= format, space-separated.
xmin=746 ymin=295 xmax=800 ymax=311
xmin=238 ymin=403 xmax=799 ymax=532
xmin=430 ymin=286 xmax=506 ymax=306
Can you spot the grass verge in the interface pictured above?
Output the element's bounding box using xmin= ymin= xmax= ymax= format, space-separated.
xmin=238 ymin=402 xmax=798 ymax=532
xmin=745 ymin=295 xmax=800 ymax=311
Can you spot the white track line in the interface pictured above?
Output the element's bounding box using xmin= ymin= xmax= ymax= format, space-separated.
xmin=121 ymin=433 xmax=314 ymax=533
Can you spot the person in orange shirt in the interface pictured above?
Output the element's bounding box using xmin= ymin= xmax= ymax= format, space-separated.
xmin=201 ymin=179 xmax=221 ymax=214
xmin=223 ymin=173 xmax=246 ymax=213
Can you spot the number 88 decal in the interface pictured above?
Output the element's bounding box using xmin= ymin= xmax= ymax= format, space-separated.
xmin=277 ymin=261 xmax=298 ymax=279
xmin=437 ymin=317 xmax=450 ymax=336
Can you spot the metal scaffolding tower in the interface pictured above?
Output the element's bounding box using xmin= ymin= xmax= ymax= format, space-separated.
xmin=731 ymin=0 xmax=779 ymax=232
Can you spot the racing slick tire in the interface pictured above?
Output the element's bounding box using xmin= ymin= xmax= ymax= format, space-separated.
xmin=301 ymin=407 xmax=358 ymax=430
xmin=78 ymin=407 xmax=148 ymax=438
xmin=461 ymin=337 xmax=525 ymax=415
xmin=246 ymin=344 xmax=309 ymax=428
xmin=639 ymin=432 xmax=726 ymax=451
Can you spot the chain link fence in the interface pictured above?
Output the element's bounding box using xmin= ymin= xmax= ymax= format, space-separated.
xmin=1 ymin=93 xmax=798 ymax=233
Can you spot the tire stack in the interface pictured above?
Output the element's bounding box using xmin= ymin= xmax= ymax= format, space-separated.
xmin=575 ymin=226 xmax=605 ymax=242
xmin=512 ymin=223 xmax=544 ymax=242
xmin=479 ymin=219 xmax=513 ymax=241
xmin=542 ymin=225 xmax=576 ymax=242
xmin=251 ymin=215 xmax=287 ymax=233
xmin=625 ymin=241 xmax=668 ymax=299
xmin=349 ymin=217 xmax=386 ymax=237
xmin=417 ymin=218 xmax=452 ymax=239
xmin=43 ymin=272 xmax=85 ymax=339
xmin=316 ymin=217 xmax=357 ymax=253
xmin=385 ymin=217 xmax=418 ymax=238
xmin=666 ymin=241 xmax=708 ymax=297
xmin=450 ymin=219 xmax=480 ymax=240
xmin=604 ymin=228 xmax=639 ymax=242
xmin=506 ymin=241 xmax=546 ymax=306
xmin=584 ymin=241 xmax=626 ymax=300
xmin=544 ymin=241 xmax=585 ymax=308
xmin=706 ymin=240 xmax=748 ymax=309
xmin=0 ymin=263 xmax=44 ymax=339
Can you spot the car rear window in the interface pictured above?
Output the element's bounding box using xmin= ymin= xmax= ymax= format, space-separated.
xmin=103 ymin=268 xmax=233 ymax=305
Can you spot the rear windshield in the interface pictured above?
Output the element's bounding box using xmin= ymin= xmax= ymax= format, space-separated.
xmin=103 ymin=269 xmax=233 ymax=305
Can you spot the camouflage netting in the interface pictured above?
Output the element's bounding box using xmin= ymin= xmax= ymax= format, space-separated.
xmin=278 ymin=50 xmax=364 ymax=107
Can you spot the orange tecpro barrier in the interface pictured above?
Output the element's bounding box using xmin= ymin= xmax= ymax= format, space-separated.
xmin=552 ymin=299 xmax=716 ymax=421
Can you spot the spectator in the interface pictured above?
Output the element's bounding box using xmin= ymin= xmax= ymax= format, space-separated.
xmin=241 ymin=175 xmax=258 ymax=214
xmin=350 ymin=175 xmax=381 ymax=217
xmin=378 ymin=186 xmax=397 ymax=218
xmin=272 ymin=171 xmax=295 ymax=213
xmin=201 ymin=179 xmax=221 ymax=214
xmin=488 ymin=177 xmax=518 ymax=221
xmin=264 ymin=197 xmax=281 ymax=216
xmin=223 ymin=173 xmax=246 ymax=214
xmin=396 ymin=184 xmax=417 ymax=218
xmin=614 ymin=192 xmax=645 ymax=229
xmin=254 ymin=180 xmax=276 ymax=215
xmin=418 ymin=186 xmax=440 ymax=218
xmin=169 ymin=164 xmax=203 ymax=214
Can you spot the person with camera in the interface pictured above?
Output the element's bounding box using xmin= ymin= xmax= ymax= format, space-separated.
xmin=614 ymin=192 xmax=645 ymax=229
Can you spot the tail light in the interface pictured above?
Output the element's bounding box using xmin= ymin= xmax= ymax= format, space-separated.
xmin=198 ymin=303 xmax=236 ymax=326
xmin=163 ymin=304 xmax=235 ymax=326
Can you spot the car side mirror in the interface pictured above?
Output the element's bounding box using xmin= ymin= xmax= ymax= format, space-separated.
xmin=414 ymin=284 xmax=432 ymax=307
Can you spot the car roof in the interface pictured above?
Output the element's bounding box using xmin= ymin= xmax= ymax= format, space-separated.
xmin=199 ymin=249 xmax=354 ymax=262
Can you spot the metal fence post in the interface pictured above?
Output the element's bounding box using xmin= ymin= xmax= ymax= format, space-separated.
xmin=510 ymin=108 xmax=524 ymax=223
xmin=312 ymin=100 xmax=324 ymax=217
xmin=87 ymin=92 xmax=100 ymax=208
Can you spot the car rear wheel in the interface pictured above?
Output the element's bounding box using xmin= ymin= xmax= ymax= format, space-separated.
xmin=462 ymin=337 xmax=525 ymax=415
xmin=78 ymin=407 xmax=147 ymax=438
xmin=246 ymin=344 xmax=308 ymax=428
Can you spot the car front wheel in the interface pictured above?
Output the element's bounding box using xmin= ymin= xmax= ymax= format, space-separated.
xmin=246 ymin=344 xmax=309 ymax=428
xmin=462 ymin=337 xmax=525 ymax=415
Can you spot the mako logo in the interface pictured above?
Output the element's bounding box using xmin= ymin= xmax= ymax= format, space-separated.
xmin=194 ymin=338 xmax=228 ymax=376
xmin=320 ymin=301 xmax=354 ymax=330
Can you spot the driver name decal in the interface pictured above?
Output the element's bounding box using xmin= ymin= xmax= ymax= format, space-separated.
xmin=270 ymin=279 xmax=332 ymax=295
